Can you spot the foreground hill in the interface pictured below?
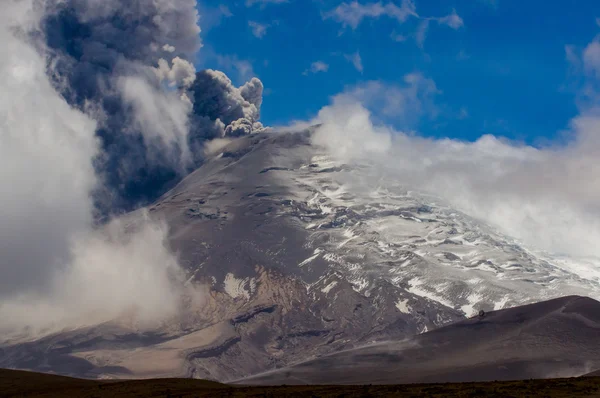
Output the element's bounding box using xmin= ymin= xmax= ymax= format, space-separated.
xmin=239 ymin=295 xmax=600 ymax=385
xmin=2 ymin=369 xmax=600 ymax=398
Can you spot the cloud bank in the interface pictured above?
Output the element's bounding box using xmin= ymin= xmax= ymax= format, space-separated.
xmin=310 ymin=67 xmax=600 ymax=262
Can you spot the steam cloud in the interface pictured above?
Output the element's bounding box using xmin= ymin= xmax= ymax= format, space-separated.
xmin=310 ymin=70 xmax=600 ymax=265
xmin=0 ymin=0 xmax=263 ymax=336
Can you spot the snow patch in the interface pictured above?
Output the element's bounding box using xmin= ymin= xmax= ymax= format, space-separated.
xmin=395 ymin=299 xmax=411 ymax=314
xmin=407 ymin=279 xmax=455 ymax=309
xmin=223 ymin=273 xmax=253 ymax=299
xmin=321 ymin=281 xmax=338 ymax=294
xmin=299 ymin=248 xmax=322 ymax=267
xmin=460 ymin=292 xmax=483 ymax=317
xmin=494 ymin=295 xmax=510 ymax=311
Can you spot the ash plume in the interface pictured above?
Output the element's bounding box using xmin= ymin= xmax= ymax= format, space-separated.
xmin=42 ymin=0 xmax=265 ymax=212
xmin=0 ymin=0 xmax=263 ymax=336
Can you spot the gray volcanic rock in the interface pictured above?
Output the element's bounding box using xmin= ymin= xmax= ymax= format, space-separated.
xmin=237 ymin=295 xmax=600 ymax=385
xmin=2 ymin=131 xmax=600 ymax=382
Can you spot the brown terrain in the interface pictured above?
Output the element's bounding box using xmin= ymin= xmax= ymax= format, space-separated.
xmin=3 ymin=295 xmax=600 ymax=396
xmin=2 ymin=369 xmax=600 ymax=397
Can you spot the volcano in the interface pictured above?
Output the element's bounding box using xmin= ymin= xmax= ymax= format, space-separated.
xmin=2 ymin=130 xmax=599 ymax=382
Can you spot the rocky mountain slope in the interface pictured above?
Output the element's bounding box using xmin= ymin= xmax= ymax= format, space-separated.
xmin=2 ymin=130 xmax=599 ymax=382
xmin=238 ymin=295 xmax=600 ymax=385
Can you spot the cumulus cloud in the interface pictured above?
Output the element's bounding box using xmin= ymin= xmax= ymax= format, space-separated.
xmin=0 ymin=0 xmax=204 ymax=337
xmin=304 ymin=61 xmax=330 ymax=75
xmin=307 ymin=65 xmax=600 ymax=262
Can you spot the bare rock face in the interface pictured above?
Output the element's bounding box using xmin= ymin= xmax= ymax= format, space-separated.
xmin=2 ymin=131 xmax=599 ymax=382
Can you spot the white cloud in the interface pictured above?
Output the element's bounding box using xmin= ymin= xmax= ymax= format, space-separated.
xmin=345 ymin=51 xmax=364 ymax=73
xmin=324 ymin=0 xmax=417 ymax=29
xmin=436 ymin=9 xmax=464 ymax=29
xmin=300 ymin=51 xmax=600 ymax=263
xmin=304 ymin=61 xmax=330 ymax=75
xmin=324 ymin=1 xmax=464 ymax=48
xmin=309 ymin=95 xmax=600 ymax=261
xmin=249 ymin=21 xmax=270 ymax=38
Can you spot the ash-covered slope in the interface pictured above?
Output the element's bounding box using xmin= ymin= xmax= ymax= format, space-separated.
xmin=2 ymin=131 xmax=599 ymax=382
xmin=238 ymin=295 xmax=600 ymax=385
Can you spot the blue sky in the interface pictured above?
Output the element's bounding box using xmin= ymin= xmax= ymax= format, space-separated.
xmin=196 ymin=0 xmax=600 ymax=145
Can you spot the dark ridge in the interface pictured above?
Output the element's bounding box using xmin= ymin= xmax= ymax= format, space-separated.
xmin=286 ymin=330 xmax=331 ymax=338
xmin=186 ymin=337 xmax=242 ymax=360
xmin=3 ymin=368 xmax=600 ymax=397
xmin=231 ymin=305 xmax=277 ymax=324
xmin=260 ymin=167 xmax=293 ymax=174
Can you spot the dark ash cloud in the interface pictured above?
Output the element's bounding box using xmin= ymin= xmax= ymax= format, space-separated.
xmin=42 ymin=0 xmax=265 ymax=213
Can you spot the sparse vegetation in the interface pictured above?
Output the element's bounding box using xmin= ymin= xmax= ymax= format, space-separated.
xmin=2 ymin=369 xmax=600 ymax=397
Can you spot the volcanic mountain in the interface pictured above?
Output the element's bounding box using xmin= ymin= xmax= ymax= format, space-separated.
xmin=1 ymin=130 xmax=599 ymax=382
